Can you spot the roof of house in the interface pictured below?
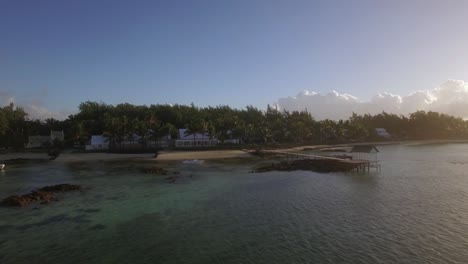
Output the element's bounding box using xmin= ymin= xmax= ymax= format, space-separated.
xmin=350 ymin=145 xmax=379 ymax=153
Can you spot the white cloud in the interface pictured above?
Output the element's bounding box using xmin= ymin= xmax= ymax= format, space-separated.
xmin=22 ymin=104 xmax=70 ymax=120
xmin=276 ymin=79 xmax=468 ymax=120
xmin=0 ymin=92 xmax=70 ymax=120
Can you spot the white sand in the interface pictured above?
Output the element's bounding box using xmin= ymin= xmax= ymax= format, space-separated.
xmin=0 ymin=152 xmax=153 ymax=163
xmin=0 ymin=152 xmax=49 ymax=161
xmin=2 ymin=139 xmax=467 ymax=163
xmin=56 ymin=153 xmax=154 ymax=162
xmin=0 ymin=150 xmax=250 ymax=163
xmin=155 ymin=150 xmax=251 ymax=161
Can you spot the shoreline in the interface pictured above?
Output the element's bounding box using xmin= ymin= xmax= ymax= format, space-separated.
xmin=0 ymin=153 xmax=154 ymax=163
xmin=287 ymin=139 xmax=468 ymax=151
xmin=2 ymin=139 xmax=468 ymax=163
xmin=155 ymin=150 xmax=252 ymax=161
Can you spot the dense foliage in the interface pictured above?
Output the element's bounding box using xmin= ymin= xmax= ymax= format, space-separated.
xmin=1 ymin=101 xmax=468 ymax=149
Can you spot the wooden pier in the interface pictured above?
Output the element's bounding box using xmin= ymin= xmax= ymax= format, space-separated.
xmin=260 ymin=150 xmax=380 ymax=173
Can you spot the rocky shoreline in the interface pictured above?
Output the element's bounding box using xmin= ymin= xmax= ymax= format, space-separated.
xmin=1 ymin=184 xmax=82 ymax=207
xmin=142 ymin=166 xmax=169 ymax=175
xmin=142 ymin=166 xmax=185 ymax=183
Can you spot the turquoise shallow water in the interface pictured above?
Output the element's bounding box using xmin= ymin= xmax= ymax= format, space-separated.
xmin=2 ymin=144 xmax=468 ymax=263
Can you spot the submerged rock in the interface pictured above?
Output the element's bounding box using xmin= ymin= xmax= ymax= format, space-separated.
xmin=2 ymin=195 xmax=34 ymax=207
xmin=38 ymin=184 xmax=81 ymax=192
xmin=1 ymin=191 xmax=57 ymax=207
xmin=1 ymin=184 xmax=82 ymax=207
xmin=165 ymin=175 xmax=179 ymax=183
xmin=143 ymin=166 xmax=169 ymax=175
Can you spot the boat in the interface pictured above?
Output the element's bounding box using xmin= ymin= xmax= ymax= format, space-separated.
xmin=182 ymin=159 xmax=204 ymax=165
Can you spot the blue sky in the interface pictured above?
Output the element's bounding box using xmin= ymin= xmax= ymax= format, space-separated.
xmin=1 ymin=0 xmax=468 ymax=118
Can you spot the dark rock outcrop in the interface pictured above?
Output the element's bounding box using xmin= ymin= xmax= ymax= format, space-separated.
xmin=143 ymin=167 xmax=169 ymax=175
xmin=165 ymin=175 xmax=179 ymax=183
xmin=38 ymin=184 xmax=81 ymax=192
xmin=1 ymin=184 xmax=81 ymax=207
xmin=248 ymin=149 xmax=283 ymax=158
xmin=2 ymin=191 xmax=57 ymax=207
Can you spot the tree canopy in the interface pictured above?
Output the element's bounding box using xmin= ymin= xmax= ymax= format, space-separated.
xmin=2 ymin=101 xmax=468 ymax=149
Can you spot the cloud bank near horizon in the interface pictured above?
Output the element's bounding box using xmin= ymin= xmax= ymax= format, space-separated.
xmin=2 ymin=79 xmax=468 ymax=121
xmin=276 ymin=80 xmax=468 ymax=120
xmin=0 ymin=91 xmax=71 ymax=120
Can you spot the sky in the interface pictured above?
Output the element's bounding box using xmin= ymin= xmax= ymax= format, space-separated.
xmin=1 ymin=0 xmax=468 ymax=120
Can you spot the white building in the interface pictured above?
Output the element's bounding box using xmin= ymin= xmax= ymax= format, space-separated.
xmin=175 ymin=129 xmax=217 ymax=148
xmin=375 ymin=128 xmax=391 ymax=138
xmin=85 ymin=135 xmax=109 ymax=151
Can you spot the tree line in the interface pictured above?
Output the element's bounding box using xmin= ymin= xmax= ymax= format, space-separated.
xmin=1 ymin=101 xmax=468 ymax=149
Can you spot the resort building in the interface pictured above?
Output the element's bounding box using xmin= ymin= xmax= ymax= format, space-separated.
xmin=175 ymin=128 xmax=217 ymax=148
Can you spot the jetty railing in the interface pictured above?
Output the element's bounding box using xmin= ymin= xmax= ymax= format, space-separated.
xmin=261 ymin=150 xmax=380 ymax=173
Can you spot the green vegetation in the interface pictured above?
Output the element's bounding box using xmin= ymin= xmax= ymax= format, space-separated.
xmin=0 ymin=103 xmax=28 ymax=149
xmin=1 ymin=101 xmax=468 ymax=149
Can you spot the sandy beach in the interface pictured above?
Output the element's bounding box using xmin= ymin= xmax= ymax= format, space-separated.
xmin=0 ymin=150 xmax=251 ymax=163
xmin=0 ymin=152 xmax=154 ymax=163
xmin=2 ymin=139 xmax=468 ymax=163
xmin=155 ymin=150 xmax=252 ymax=161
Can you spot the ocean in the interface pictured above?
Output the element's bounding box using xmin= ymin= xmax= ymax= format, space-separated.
xmin=1 ymin=144 xmax=468 ymax=263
